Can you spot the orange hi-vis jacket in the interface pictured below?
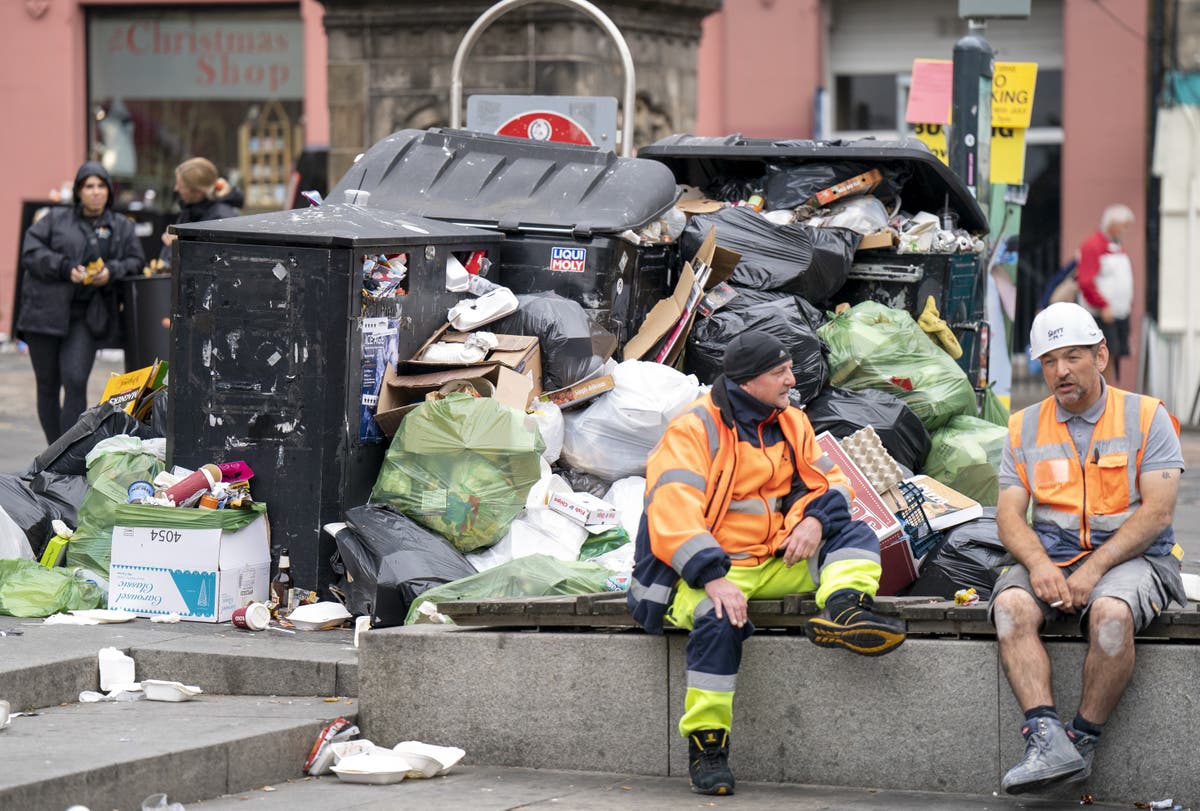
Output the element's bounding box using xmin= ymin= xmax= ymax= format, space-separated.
xmin=1010 ymin=385 xmax=1176 ymax=564
xmin=644 ymin=382 xmax=854 ymax=581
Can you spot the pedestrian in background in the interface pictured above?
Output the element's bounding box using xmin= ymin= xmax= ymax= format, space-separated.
xmin=1076 ymin=204 xmax=1134 ymax=384
xmin=18 ymin=161 xmax=145 ymax=444
xmin=159 ymin=157 xmax=242 ymax=269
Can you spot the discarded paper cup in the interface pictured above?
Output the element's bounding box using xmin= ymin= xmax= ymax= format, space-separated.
xmin=231 ymin=602 xmax=270 ymax=631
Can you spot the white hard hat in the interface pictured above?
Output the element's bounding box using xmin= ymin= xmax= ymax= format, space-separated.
xmin=1029 ymin=302 xmax=1104 ymax=359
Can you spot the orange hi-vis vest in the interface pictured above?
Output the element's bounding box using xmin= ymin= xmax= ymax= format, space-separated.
xmin=1010 ymin=385 xmax=1176 ymax=565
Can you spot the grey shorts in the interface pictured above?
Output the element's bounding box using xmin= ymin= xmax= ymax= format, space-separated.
xmin=988 ymin=555 xmax=1183 ymax=633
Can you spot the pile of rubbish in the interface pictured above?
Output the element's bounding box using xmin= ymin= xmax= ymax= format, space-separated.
xmin=0 ymin=137 xmax=1017 ymax=631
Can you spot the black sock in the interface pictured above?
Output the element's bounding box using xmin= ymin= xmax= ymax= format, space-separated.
xmin=1024 ymin=706 xmax=1058 ymax=724
xmin=1069 ymin=714 xmax=1103 ymax=738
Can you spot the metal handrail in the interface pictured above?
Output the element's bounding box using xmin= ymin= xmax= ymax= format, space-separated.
xmin=448 ymin=0 xmax=636 ymax=156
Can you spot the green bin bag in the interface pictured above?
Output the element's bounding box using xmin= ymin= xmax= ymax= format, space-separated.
xmin=0 ymin=559 xmax=102 ymax=617
xmin=68 ymin=436 xmax=165 ymax=577
xmin=404 ymin=554 xmax=613 ymax=624
xmin=371 ymin=394 xmax=545 ymax=554
xmin=980 ymin=384 xmax=1011 ymax=428
xmin=924 ymin=415 xmax=1009 ymax=506
xmin=819 ymin=301 xmax=977 ymax=431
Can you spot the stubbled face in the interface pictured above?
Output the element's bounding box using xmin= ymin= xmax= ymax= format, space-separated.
xmin=1040 ymin=343 xmax=1108 ymax=413
xmin=740 ymin=360 xmax=795 ymax=410
xmin=174 ymin=173 xmax=206 ymax=204
xmin=78 ymin=176 xmax=108 ymax=216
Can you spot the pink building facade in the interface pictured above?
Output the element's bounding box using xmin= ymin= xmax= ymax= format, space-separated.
xmin=1 ymin=0 xmax=328 ymax=337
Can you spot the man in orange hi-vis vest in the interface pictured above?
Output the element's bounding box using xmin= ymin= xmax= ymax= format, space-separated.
xmin=990 ymin=302 xmax=1185 ymax=796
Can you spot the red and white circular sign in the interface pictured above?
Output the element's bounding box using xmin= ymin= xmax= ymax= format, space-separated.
xmin=496 ymin=110 xmax=594 ymax=146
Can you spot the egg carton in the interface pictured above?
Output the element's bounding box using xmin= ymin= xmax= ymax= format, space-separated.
xmin=840 ymin=425 xmax=905 ymax=495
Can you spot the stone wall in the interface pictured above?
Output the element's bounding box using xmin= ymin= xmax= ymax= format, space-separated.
xmin=318 ymin=0 xmax=720 ymax=183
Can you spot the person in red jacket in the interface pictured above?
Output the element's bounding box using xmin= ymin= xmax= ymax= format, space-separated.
xmin=1075 ymin=205 xmax=1134 ymax=384
xmin=628 ymin=331 xmax=905 ymax=796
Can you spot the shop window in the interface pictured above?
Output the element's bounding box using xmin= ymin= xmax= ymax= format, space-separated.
xmin=86 ymin=6 xmax=305 ymax=213
xmin=835 ymin=74 xmax=899 ymax=132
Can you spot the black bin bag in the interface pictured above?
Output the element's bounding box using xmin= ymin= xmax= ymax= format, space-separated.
xmin=906 ymin=508 xmax=1010 ymax=599
xmin=686 ymin=292 xmax=829 ymax=406
xmin=680 ymin=207 xmax=859 ymax=306
xmin=30 ymin=402 xmax=156 ymax=477
xmin=804 ymin=385 xmax=931 ymax=473
xmin=496 ymin=293 xmax=615 ymax=390
xmin=0 ymin=474 xmax=53 ymax=558
xmin=764 ymin=158 xmax=912 ymax=211
xmin=28 ymin=471 xmax=89 ymax=531
xmin=337 ymin=503 xmax=477 ymax=627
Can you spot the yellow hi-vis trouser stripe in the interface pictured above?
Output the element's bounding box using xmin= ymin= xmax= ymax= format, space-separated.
xmin=668 ymin=554 xmax=883 ymax=737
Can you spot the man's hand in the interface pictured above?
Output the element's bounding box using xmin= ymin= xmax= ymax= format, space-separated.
xmin=1065 ymin=561 xmax=1104 ymax=612
xmin=704 ymin=577 xmax=748 ymax=628
xmin=92 ymin=266 xmax=111 ymax=286
xmin=69 ymin=265 xmax=86 ymax=284
xmin=779 ymin=516 xmax=823 ymax=567
xmin=1100 ymin=306 xmax=1115 ymax=324
xmin=1028 ymin=560 xmax=1073 ymax=612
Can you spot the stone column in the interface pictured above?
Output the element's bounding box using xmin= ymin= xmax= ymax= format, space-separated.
xmin=318 ymin=0 xmax=720 ymax=183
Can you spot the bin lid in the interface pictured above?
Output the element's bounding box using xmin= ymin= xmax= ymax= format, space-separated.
xmin=326 ymin=128 xmax=679 ymax=238
xmin=639 ymin=134 xmax=988 ymax=234
xmin=171 ymin=203 xmax=504 ymax=248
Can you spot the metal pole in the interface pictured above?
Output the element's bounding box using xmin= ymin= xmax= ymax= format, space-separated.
xmin=948 ymin=17 xmax=994 ymax=215
xmin=449 ymin=0 xmax=637 ymax=156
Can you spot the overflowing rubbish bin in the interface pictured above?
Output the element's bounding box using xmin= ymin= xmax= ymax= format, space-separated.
xmin=327 ymin=128 xmax=680 ymax=345
xmin=169 ymin=204 xmax=503 ymax=588
xmin=638 ymin=134 xmax=991 ymax=388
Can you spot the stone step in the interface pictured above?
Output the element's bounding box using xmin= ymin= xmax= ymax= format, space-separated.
xmin=0 ymin=695 xmax=357 ymax=811
xmin=0 ymin=619 xmax=356 ymax=711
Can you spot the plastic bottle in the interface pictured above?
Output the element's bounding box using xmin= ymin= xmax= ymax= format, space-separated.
xmin=271 ymin=548 xmax=294 ymax=614
xmin=163 ymin=464 xmax=221 ymax=507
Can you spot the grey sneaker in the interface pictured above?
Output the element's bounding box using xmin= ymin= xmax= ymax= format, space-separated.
xmin=1001 ymin=717 xmax=1086 ymax=795
xmin=1064 ymin=726 xmax=1098 ymax=783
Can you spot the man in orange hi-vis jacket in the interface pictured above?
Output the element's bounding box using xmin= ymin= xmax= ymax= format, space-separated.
xmin=627 ymin=330 xmax=905 ymax=797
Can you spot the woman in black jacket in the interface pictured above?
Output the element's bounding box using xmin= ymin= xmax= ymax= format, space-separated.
xmin=159 ymin=157 xmax=242 ymax=268
xmin=19 ymin=161 xmax=145 ymax=443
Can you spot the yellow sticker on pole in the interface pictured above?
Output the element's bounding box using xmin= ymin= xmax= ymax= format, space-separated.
xmin=991 ymin=62 xmax=1038 ymax=128
xmin=912 ymin=122 xmax=948 ymax=165
xmin=990 ymin=126 xmax=1027 ymax=185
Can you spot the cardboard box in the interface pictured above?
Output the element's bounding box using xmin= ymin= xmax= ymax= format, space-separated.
xmin=623 ymin=229 xmax=740 ymax=362
xmin=407 ymin=326 xmax=542 ymax=389
xmin=813 ymin=169 xmax=884 ymax=207
xmin=856 ymin=230 xmax=897 ymax=252
xmin=537 ymin=374 xmax=615 ymax=410
xmin=548 ymin=491 xmax=619 ymax=527
xmin=374 ymin=362 xmax=534 ymax=436
xmin=108 ymin=510 xmax=270 ymax=623
xmin=814 ymin=432 xmax=917 ymax=596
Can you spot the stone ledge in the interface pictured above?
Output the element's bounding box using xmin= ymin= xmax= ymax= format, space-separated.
xmin=357 ymin=624 xmax=1199 ymax=804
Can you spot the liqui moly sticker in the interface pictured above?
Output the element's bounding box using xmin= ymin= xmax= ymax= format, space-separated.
xmin=550 ymin=246 xmax=586 ymax=272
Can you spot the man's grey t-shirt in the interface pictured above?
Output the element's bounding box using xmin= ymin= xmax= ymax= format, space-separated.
xmin=998 ymin=380 xmax=1184 ymax=490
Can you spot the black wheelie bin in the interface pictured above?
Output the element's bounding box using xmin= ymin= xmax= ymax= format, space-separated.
xmin=327 ymin=128 xmax=680 ymax=346
xmin=168 ymin=204 xmax=503 ymax=589
xmin=637 ymin=134 xmax=991 ymax=388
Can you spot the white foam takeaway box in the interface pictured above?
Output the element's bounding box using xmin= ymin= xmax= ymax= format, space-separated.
xmin=108 ymin=512 xmax=271 ymax=623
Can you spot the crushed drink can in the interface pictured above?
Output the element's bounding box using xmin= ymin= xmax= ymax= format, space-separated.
xmin=605 ymin=574 xmax=630 ymax=592
xmin=127 ymin=481 xmax=155 ymax=503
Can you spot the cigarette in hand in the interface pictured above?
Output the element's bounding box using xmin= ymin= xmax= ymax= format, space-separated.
xmin=1050 ymin=600 xmax=1064 ymax=608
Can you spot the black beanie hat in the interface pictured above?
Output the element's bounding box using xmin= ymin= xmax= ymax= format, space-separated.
xmin=723 ymin=331 xmax=790 ymax=383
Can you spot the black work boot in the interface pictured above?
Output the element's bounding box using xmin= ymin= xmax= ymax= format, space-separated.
xmin=805 ymin=589 xmax=906 ymax=656
xmin=688 ymin=728 xmax=735 ymax=796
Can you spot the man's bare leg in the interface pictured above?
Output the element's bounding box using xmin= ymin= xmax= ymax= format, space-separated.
xmin=994 ymin=588 xmax=1054 ymax=709
xmin=1077 ymin=596 xmax=1136 ymax=724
